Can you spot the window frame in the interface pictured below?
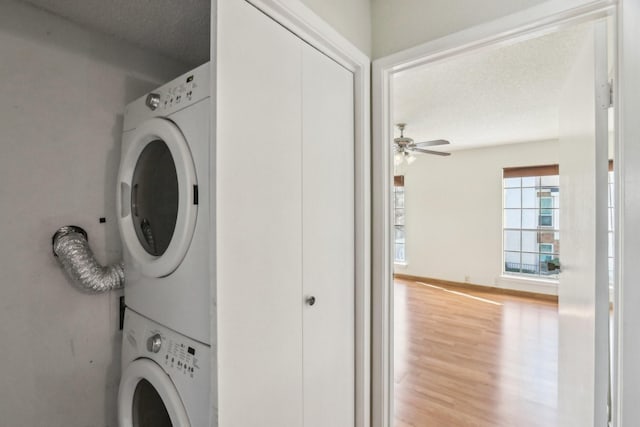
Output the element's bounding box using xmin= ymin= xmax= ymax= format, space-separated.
xmin=502 ymin=165 xmax=560 ymax=280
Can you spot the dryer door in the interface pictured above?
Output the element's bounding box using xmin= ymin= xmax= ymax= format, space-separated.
xmin=118 ymin=118 xmax=197 ymax=278
xmin=118 ymin=358 xmax=191 ymax=427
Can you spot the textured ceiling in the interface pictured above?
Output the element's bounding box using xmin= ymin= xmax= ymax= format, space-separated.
xmin=393 ymin=25 xmax=590 ymax=152
xmin=19 ymin=0 xmax=210 ymax=66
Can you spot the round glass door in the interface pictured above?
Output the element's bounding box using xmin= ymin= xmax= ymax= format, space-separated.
xmin=132 ymin=379 xmax=172 ymax=427
xmin=117 ymin=118 xmax=198 ymax=278
xmin=131 ymin=141 xmax=179 ymax=257
xmin=118 ymin=359 xmax=191 ymax=427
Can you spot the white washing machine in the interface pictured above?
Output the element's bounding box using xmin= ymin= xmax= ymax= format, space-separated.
xmin=118 ymin=308 xmax=215 ymax=426
xmin=117 ymin=63 xmax=212 ymax=344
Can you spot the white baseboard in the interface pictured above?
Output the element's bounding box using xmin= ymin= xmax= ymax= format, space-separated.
xmin=494 ymin=275 xmax=558 ymax=296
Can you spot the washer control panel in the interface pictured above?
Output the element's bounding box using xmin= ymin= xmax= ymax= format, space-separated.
xmin=122 ymin=308 xmax=210 ymax=383
xmin=146 ymin=327 xmax=205 ymax=380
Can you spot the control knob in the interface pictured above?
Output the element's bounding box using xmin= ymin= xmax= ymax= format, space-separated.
xmin=147 ymin=333 xmax=162 ymax=353
xmin=145 ymin=93 xmax=161 ymax=111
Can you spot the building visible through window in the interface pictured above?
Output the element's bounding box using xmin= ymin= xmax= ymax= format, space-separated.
xmin=394 ymin=175 xmax=406 ymax=263
xmin=503 ymin=165 xmax=560 ymax=279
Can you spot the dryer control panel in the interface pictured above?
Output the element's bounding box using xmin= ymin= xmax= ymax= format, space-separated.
xmin=123 ymin=62 xmax=211 ymax=131
xmin=151 ymin=74 xmax=202 ymax=113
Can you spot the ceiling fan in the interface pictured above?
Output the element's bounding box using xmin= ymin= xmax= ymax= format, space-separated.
xmin=393 ymin=123 xmax=451 ymax=157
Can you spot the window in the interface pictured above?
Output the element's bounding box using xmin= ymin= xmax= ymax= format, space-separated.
xmin=394 ymin=175 xmax=406 ymax=263
xmin=503 ymin=165 xmax=560 ymax=279
xmin=540 ymin=243 xmax=554 ymax=253
xmin=539 ymin=197 xmax=554 ymax=226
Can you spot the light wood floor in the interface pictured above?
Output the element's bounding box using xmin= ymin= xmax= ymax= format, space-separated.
xmin=394 ymin=279 xmax=558 ymax=427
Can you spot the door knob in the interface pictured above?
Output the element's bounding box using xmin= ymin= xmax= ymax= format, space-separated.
xmin=306 ymin=296 xmax=316 ymax=306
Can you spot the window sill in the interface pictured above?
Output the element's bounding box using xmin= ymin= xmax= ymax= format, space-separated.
xmin=394 ymin=262 xmax=408 ymax=269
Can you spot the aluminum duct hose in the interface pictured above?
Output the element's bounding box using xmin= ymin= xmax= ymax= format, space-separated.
xmin=52 ymin=225 xmax=124 ymax=293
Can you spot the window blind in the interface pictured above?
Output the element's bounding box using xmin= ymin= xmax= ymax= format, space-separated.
xmin=503 ymin=164 xmax=559 ymax=178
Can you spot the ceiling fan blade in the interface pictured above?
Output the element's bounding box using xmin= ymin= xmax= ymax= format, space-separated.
xmin=410 ymin=147 xmax=451 ymax=156
xmin=414 ymin=139 xmax=450 ymax=147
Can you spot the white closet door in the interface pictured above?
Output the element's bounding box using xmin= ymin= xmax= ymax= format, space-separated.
xmin=302 ymin=43 xmax=355 ymax=427
xmin=217 ymin=0 xmax=303 ymax=426
xmin=557 ymin=21 xmax=609 ymax=427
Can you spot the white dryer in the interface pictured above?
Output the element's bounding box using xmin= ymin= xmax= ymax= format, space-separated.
xmin=118 ymin=308 xmax=215 ymax=426
xmin=117 ymin=63 xmax=212 ymax=344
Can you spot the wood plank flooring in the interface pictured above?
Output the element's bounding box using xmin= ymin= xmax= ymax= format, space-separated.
xmin=394 ymin=278 xmax=558 ymax=427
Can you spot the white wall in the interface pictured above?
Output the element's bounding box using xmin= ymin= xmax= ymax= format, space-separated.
xmin=300 ymin=0 xmax=372 ymax=56
xmin=0 ymin=1 xmax=186 ymax=425
xmin=371 ymin=0 xmax=589 ymax=58
xmin=396 ymin=140 xmax=561 ymax=294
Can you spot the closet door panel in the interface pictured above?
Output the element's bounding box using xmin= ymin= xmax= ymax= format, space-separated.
xmin=217 ymin=1 xmax=303 ymax=426
xmin=301 ymin=43 xmax=356 ymax=427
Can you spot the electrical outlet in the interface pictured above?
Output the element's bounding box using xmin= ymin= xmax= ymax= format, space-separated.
xmin=464 ymin=275 xmax=470 ymax=283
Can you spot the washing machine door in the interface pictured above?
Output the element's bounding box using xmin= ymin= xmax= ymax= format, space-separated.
xmin=119 ymin=358 xmax=191 ymax=427
xmin=118 ymin=118 xmax=197 ymax=278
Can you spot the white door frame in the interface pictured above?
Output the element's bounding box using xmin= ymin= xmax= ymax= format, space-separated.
xmin=371 ymin=1 xmax=640 ymax=426
xmin=211 ymin=1 xmax=371 ymax=426
xmin=615 ymin=1 xmax=640 ymax=425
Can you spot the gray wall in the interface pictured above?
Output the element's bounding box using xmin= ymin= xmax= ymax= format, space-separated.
xmin=0 ymin=1 xmax=186 ymax=425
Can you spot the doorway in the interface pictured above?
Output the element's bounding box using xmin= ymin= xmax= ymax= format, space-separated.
xmin=374 ymin=5 xmax=613 ymax=426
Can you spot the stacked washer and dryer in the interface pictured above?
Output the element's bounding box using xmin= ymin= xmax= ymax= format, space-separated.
xmin=115 ymin=63 xmax=215 ymax=427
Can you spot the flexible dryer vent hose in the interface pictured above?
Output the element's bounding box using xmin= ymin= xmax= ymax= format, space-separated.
xmin=52 ymin=225 xmax=124 ymax=293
